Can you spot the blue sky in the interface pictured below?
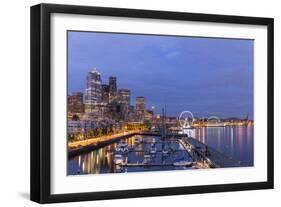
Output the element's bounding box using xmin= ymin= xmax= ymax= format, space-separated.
xmin=68 ymin=31 xmax=254 ymax=119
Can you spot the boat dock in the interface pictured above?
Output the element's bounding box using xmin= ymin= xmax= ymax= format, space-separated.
xmin=120 ymin=162 xmax=173 ymax=167
xmin=107 ymin=149 xmax=184 ymax=153
xmin=179 ymin=137 xmax=241 ymax=168
xmin=120 ymin=162 xmax=193 ymax=167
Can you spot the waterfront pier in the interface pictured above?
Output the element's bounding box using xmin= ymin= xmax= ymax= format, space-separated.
xmin=179 ymin=137 xmax=241 ymax=168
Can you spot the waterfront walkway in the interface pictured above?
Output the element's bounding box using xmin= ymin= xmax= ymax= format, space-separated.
xmin=69 ymin=130 xmax=142 ymax=149
xmin=68 ymin=130 xmax=142 ymax=157
xmin=179 ymin=137 xmax=241 ymax=168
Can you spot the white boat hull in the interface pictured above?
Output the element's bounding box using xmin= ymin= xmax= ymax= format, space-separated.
xmin=173 ymin=161 xmax=193 ymax=167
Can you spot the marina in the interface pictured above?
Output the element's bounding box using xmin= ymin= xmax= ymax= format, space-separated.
xmin=68 ymin=125 xmax=253 ymax=175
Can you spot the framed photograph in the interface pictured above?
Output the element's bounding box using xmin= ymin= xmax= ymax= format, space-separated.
xmin=30 ymin=3 xmax=274 ymax=203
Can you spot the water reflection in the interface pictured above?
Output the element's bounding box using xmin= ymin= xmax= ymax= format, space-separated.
xmin=68 ymin=136 xmax=193 ymax=175
xmin=194 ymin=125 xmax=253 ymax=166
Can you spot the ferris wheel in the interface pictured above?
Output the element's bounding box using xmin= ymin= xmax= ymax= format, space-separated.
xmin=178 ymin=111 xmax=194 ymax=128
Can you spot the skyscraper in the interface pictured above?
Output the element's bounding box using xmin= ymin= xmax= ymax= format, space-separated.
xmin=118 ymin=89 xmax=131 ymax=120
xmin=118 ymin=89 xmax=130 ymax=106
xmin=109 ymin=76 xmax=117 ymax=102
xmin=84 ymin=69 xmax=102 ymax=112
xmin=101 ymin=84 xmax=110 ymax=103
xmin=136 ymin=96 xmax=146 ymax=121
xmin=136 ymin=96 xmax=146 ymax=112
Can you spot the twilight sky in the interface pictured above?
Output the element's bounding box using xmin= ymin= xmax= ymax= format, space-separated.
xmin=68 ymin=31 xmax=254 ymax=119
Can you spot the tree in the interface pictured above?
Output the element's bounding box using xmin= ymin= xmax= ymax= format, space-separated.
xmin=98 ymin=128 xmax=102 ymax=137
xmin=107 ymin=127 xmax=111 ymax=135
xmin=88 ymin=129 xmax=94 ymax=137
xmin=72 ymin=114 xmax=80 ymax=121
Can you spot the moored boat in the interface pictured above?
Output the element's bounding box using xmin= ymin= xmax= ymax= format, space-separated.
xmin=116 ymin=141 xmax=129 ymax=153
xmin=173 ymin=161 xmax=193 ymax=167
xmin=134 ymin=136 xmax=142 ymax=144
xmin=150 ymin=146 xmax=157 ymax=154
xmin=113 ymin=154 xmax=124 ymax=165
xmin=162 ymin=149 xmax=169 ymax=156
xmin=143 ymin=154 xmax=152 ymax=164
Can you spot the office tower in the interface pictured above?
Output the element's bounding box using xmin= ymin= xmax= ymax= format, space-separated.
xmin=84 ymin=69 xmax=102 ymax=112
xmin=101 ymin=84 xmax=110 ymax=103
xmin=109 ymin=76 xmax=117 ymax=102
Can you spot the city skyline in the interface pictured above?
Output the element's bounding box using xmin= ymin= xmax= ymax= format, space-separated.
xmin=68 ymin=31 xmax=254 ymax=119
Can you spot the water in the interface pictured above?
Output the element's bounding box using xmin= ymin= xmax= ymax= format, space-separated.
xmin=194 ymin=125 xmax=254 ymax=166
xmin=67 ymin=125 xmax=254 ymax=175
xmin=68 ymin=136 xmax=193 ymax=175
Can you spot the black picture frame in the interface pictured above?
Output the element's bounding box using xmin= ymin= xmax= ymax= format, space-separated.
xmin=30 ymin=3 xmax=274 ymax=204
